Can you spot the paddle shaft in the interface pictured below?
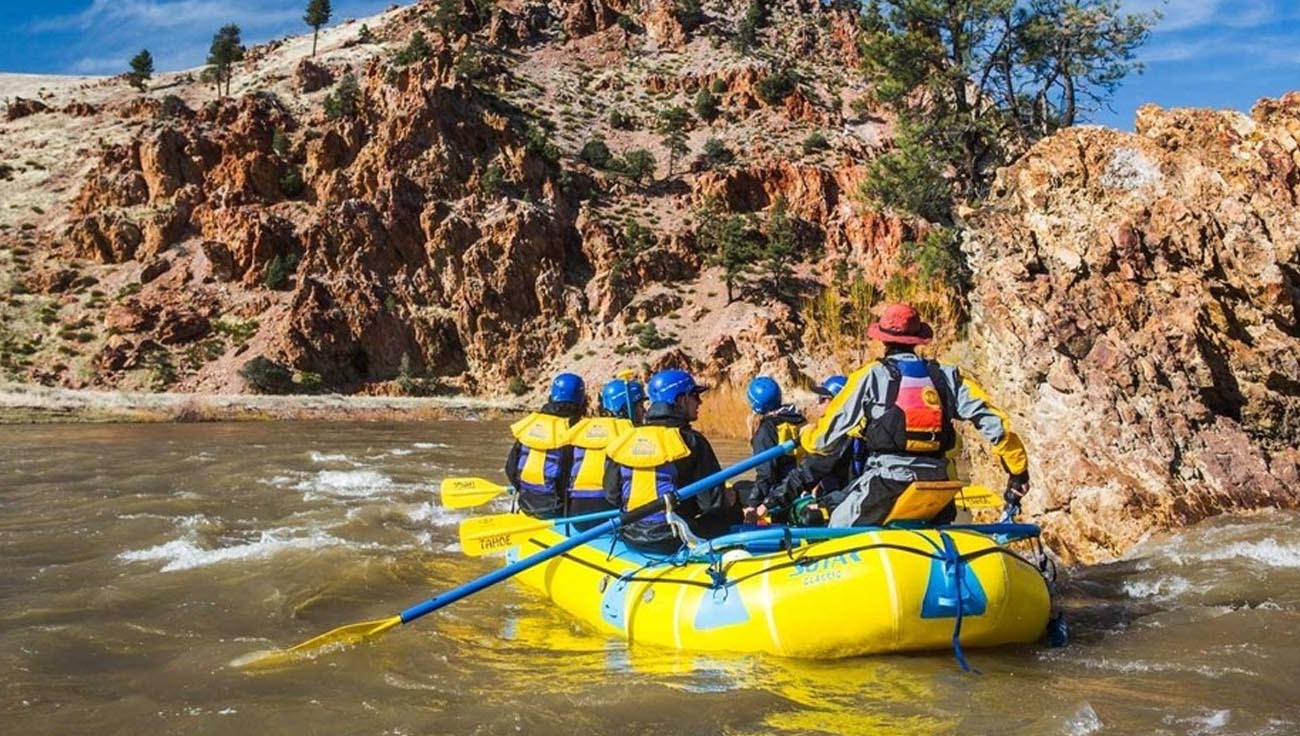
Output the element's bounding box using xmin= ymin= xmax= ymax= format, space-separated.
xmin=400 ymin=440 xmax=796 ymax=623
xmin=703 ymin=522 xmax=1042 ymax=550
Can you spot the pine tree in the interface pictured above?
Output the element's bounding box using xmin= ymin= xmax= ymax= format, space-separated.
xmin=762 ymin=196 xmax=797 ymax=297
xmin=207 ymin=24 xmax=245 ymax=98
xmin=861 ymin=0 xmax=1153 ymax=216
xmin=304 ymin=0 xmax=332 ymax=57
xmin=697 ymin=197 xmax=757 ymax=303
xmin=656 ymin=106 xmax=691 ymax=177
xmin=127 ymin=49 xmax=154 ymax=92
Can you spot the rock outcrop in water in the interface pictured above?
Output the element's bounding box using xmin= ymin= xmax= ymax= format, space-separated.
xmin=966 ymin=96 xmax=1300 ymax=563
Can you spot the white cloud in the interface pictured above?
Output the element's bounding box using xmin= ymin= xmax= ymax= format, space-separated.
xmin=31 ymin=0 xmax=299 ymax=34
xmin=1123 ymin=0 xmax=1284 ymax=33
xmin=25 ymin=0 xmax=390 ymax=74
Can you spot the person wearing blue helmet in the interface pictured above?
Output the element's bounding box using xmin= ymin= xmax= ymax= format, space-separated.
xmin=602 ymin=368 xmax=740 ymax=553
xmin=561 ymin=376 xmax=646 ymax=529
xmin=504 ymin=372 xmax=588 ymax=519
xmin=763 ymin=375 xmax=864 ymax=526
xmin=739 ymin=376 xmax=806 ymax=523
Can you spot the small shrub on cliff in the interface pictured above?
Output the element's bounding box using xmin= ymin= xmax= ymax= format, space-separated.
xmin=733 ymin=0 xmax=766 ymax=53
xmin=271 ymin=128 xmax=290 ymax=157
xmin=324 ymin=73 xmax=360 ymax=120
xmin=479 ymin=163 xmax=507 ymax=197
xmin=295 ymin=370 xmax=324 ymax=392
xmin=694 ymin=86 xmax=719 ymax=122
xmin=701 ymin=137 xmax=733 ymax=167
xmin=507 ymin=376 xmax=527 ymax=396
xmin=393 ymin=31 xmax=432 ymax=66
xmin=608 ymin=109 xmax=635 ymax=130
xmin=524 ymin=124 xmax=560 ymax=164
xmin=616 ymin=14 xmax=642 ymax=34
xmin=262 ymin=253 xmax=299 ymax=290
xmin=158 ymin=94 xmax=190 ymax=120
xmin=616 ymin=149 xmax=657 ymax=185
xmin=801 ymin=131 xmax=829 ymax=154
xmin=756 ymin=68 xmax=797 ymax=105
xmin=240 ymin=356 xmax=294 ymax=394
xmin=279 ymin=168 xmax=305 ymax=198
xmin=675 ymin=0 xmax=704 ymax=26
xmin=579 ymin=137 xmax=612 ymax=168
xmin=357 ymin=23 xmax=374 ymax=43
xmin=630 ymin=321 xmax=673 ymax=350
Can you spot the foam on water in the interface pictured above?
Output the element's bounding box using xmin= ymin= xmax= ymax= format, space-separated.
xmin=308 ymin=451 xmax=352 ymax=463
xmin=1121 ymin=575 xmax=1192 ymax=600
xmin=293 ymin=469 xmax=394 ymax=499
xmin=413 ymin=442 xmax=450 ymax=449
xmin=119 ymin=527 xmax=354 ymax=572
xmin=1062 ymin=702 xmax=1102 ymax=736
xmin=1192 ymin=539 xmax=1300 ymax=568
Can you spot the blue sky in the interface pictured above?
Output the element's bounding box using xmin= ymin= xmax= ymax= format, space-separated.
xmin=1 ymin=1 xmax=1298 ymax=130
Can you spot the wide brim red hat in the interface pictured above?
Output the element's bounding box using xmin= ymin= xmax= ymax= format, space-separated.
xmin=866 ymin=303 xmax=934 ymax=345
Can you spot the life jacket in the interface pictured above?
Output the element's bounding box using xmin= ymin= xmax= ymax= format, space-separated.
xmin=862 ymin=358 xmax=956 ymax=456
xmin=564 ymin=416 xmax=633 ymax=498
xmin=606 ymin=425 xmax=692 ymax=522
xmin=774 ymin=419 xmax=807 ymax=464
xmin=510 ymin=412 xmax=572 ymax=497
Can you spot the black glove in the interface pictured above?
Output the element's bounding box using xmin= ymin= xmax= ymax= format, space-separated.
xmin=1004 ymin=471 xmax=1030 ymax=505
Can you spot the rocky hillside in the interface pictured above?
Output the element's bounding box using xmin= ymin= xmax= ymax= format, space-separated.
xmin=1 ymin=0 xmax=920 ymax=398
xmin=2 ymin=1 xmax=1298 ymax=562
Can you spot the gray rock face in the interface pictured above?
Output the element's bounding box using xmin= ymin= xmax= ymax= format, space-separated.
xmin=965 ymin=97 xmax=1300 ymax=563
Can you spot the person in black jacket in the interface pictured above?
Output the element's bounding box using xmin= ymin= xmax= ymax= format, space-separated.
xmin=740 ymin=376 xmax=805 ymax=523
xmin=503 ymin=373 xmax=587 ymax=519
xmin=602 ymin=369 xmax=741 ymax=554
xmin=764 ymin=375 xmax=859 ymax=526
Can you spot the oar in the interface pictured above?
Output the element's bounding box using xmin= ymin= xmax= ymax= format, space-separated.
xmin=232 ymin=440 xmax=798 ymax=669
xmin=459 ymin=509 xmax=619 ymax=557
xmin=955 ymin=484 xmax=1004 ymax=510
xmin=439 ymin=477 xmax=512 ymax=509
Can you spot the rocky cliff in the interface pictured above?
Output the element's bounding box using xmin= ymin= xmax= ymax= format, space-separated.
xmin=2 ymin=0 xmax=917 ymax=398
xmin=966 ymin=97 xmax=1300 ymax=563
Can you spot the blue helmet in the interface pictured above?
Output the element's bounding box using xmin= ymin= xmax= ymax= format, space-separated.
xmin=746 ymin=376 xmax=782 ymax=413
xmin=548 ymin=373 xmax=586 ymax=404
xmin=600 ymin=379 xmax=646 ymax=414
xmin=820 ymin=375 xmax=848 ymax=397
xmin=648 ymin=369 xmax=706 ymax=403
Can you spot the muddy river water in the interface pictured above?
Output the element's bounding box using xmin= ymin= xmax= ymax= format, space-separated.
xmin=2 ymin=421 xmax=1297 ymax=735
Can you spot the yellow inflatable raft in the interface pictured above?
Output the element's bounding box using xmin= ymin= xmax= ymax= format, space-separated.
xmin=503 ymin=523 xmax=1051 ymax=658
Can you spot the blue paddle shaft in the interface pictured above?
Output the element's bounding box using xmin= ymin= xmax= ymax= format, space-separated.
xmin=704 ymin=522 xmax=1042 ymax=550
xmin=399 ymin=440 xmax=797 ymax=623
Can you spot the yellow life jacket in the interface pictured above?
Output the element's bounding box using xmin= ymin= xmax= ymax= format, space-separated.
xmin=775 ymin=420 xmax=807 ymax=464
xmin=564 ymin=417 xmax=633 ymax=497
xmin=606 ymin=425 xmax=691 ymax=513
xmin=510 ymin=412 xmax=571 ymax=495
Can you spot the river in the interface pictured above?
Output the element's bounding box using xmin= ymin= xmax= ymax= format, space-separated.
xmin=1 ymin=421 xmax=1297 ymax=735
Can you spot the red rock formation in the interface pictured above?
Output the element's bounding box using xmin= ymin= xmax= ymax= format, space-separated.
xmin=966 ymin=95 xmax=1300 ymax=563
xmin=5 ymin=97 xmax=48 ymax=121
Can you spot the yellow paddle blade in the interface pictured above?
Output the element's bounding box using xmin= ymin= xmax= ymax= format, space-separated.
xmin=458 ymin=513 xmax=550 ymax=557
xmin=229 ymin=615 xmax=402 ymax=670
xmin=956 ymin=484 xmax=1004 ymax=510
xmin=440 ymin=477 xmax=508 ymax=509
